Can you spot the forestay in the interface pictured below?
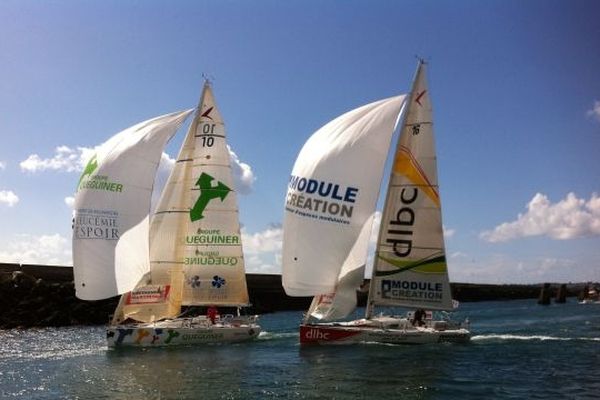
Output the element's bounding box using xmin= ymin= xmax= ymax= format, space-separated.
xmin=72 ymin=110 xmax=193 ymax=300
xmin=369 ymin=62 xmax=453 ymax=311
xmin=282 ymin=95 xmax=406 ymax=297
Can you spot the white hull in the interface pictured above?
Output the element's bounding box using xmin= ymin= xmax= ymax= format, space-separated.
xmin=300 ymin=316 xmax=470 ymax=345
xmin=107 ymin=316 xmax=260 ymax=347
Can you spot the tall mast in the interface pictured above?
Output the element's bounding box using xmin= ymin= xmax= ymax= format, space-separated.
xmin=365 ymin=59 xmax=426 ymax=319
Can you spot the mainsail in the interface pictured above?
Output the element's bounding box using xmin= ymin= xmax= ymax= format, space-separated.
xmin=72 ymin=110 xmax=194 ymax=300
xmin=120 ymin=82 xmax=250 ymax=323
xmin=282 ymin=95 xmax=406 ymax=309
xmin=368 ymin=61 xmax=453 ymax=313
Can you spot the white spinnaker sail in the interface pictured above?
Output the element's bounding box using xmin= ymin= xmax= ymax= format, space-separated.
xmin=370 ymin=62 xmax=453 ymax=311
xmin=72 ymin=109 xmax=194 ymax=300
xmin=307 ymin=213 xmax=375 ymax=321
xmin=149 ymin=82 xmax=250 ymax=308
xmin=282 ymin=95 xmax=406 ymax=297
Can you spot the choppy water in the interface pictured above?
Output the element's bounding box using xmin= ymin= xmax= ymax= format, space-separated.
xmin=1 ymin=299 xmax=599 ymax=399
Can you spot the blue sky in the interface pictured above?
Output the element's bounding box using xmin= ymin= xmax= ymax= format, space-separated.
xmin=1 ymin=0 xmax=599 ymax=284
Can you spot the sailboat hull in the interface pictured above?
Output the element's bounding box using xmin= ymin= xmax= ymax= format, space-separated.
xmin=107 ymin=317 xmax=261 ymax=347
xmin=299 ymin=320 xmax=470 ymax=345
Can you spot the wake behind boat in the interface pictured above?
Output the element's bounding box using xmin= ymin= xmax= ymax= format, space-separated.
xmin=283 ymin=60 xmax=470 ymax=345
xmin=73 ymin=81 xmax=260 ymax=347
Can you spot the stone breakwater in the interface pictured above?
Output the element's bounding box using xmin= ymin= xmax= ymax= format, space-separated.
xmin=0 ymin=263 xmax=587 ymax=329
xmin=0 ymin=270 xmax=116 ymax=328
xmin=0 ymin=264 xmax=311 ymax=329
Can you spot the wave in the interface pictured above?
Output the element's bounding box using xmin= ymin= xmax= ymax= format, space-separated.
xmin=257 ymin=331 xmax=299 ymax=340
xmin=472 ymin=334 xmax=600 ymax=342
xmin=361 ymin=341 xmax=404 ymax=347
xmin=3 ymin=346 xmax=106 ymax=361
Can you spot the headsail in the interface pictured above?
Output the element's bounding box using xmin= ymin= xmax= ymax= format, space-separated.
xmin=72 ymin=109 xmax=194 ymax=300
xmin=121 ymin=82 xmax=250 ymax=323
xmin=368 ymin=61 xmax=453 ymax=312
xmin=306 ymin=213 xmax=375 ymax=321
xmin=282 ymin=95 xmax=406 ymax=302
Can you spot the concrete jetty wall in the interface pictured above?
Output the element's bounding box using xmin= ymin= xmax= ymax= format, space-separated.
xmin=0 ymin=263 xmax=585 ymax=328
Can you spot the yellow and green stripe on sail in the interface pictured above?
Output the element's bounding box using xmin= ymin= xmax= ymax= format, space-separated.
xmin=375 ymin=252 xmax=447 ymax=276
xmin=393 ymin=145 xmax=440 ymax=207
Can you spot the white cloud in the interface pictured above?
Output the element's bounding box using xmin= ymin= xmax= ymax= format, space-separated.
xmin=587 ymin=100 xmax=600 ymax=122
xmin=448 ymin=252 xmax=597 ymax=284
xmin=20 ymin=146 xmax=94 ymax=173
xmin=228 ymin=146 xmax=256 ymax=194
xmin=444 ymin=226 xmax=456 ymax=239
xmin=243 ymin=223 xmax=283 ymax=254
xmin=64 ymin=196 xmax=75 ymax=208
xmin=480 ymin=192 xmax=600 ymax=242
xmin=241 ymin=224 xmax=283 ymax=274
xmin=0 ymin=190 xmax=19 ymax=207
xmin=0 ymin=233 xmax=71 ymax=266
xmin=449 ymin=251 xmax=469 ymax=259
xmin=0 ymin=161 xmax=6 ymax=170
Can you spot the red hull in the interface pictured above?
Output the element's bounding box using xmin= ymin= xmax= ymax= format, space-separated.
xmin=299 ymin=322 xmax=471 ymax=345
xmin=300 ymin=324 xmax=363 ymax=344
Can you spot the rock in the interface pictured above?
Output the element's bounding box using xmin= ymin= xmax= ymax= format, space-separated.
xmin=11 ymin=271 xmax=37 ymax=292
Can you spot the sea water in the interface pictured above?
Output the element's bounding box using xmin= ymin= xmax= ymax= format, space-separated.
xmin=1 ymin=299 xmax=599 ymax=399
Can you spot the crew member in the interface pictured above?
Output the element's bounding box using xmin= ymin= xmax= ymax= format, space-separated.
xmin=207 ymin=305 xmax=219 ymax=324
xmin=412 ymin=309 xmax=425 ymax=327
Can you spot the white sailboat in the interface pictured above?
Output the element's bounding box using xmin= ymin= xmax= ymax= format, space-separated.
xmin=282 ymin=60 xmax=470 ymax=344
xmin=73 ymin=81 xmax=261 ymax=347
xmin=579 ymin=285 xmax=600 ymax=304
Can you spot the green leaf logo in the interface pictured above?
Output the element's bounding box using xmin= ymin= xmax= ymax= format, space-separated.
xmin=190 ymin=172 xmax=231 ymax=221
xmin=77 ymin=155 xmax=98 ymax=190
